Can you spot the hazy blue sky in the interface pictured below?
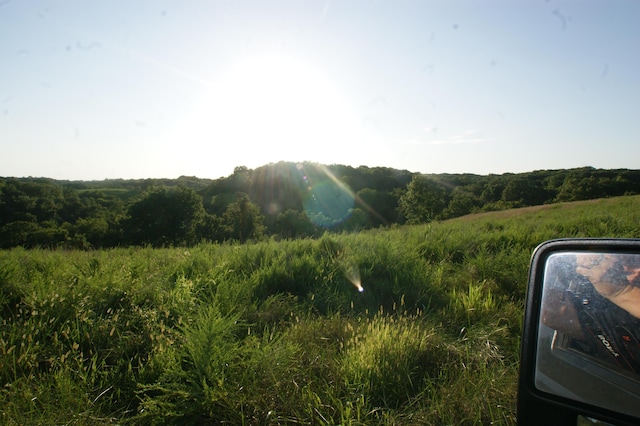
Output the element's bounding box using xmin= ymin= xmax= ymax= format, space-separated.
xmin=1 ymin=0 xmax=638 ymax=180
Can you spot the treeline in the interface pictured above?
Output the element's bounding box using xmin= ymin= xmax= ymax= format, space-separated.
xmin=1 ymin=163 xmax=639 ymax=249
xmin=400 ymin=166 xmax=640 ymax=224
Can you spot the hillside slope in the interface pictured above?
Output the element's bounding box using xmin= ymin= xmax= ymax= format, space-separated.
xmin=1 ymin=195 xmax=638 ymax=424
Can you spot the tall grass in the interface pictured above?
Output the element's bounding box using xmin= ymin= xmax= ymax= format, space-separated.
xmin=1 ymin=196 xmax=639 ymax=424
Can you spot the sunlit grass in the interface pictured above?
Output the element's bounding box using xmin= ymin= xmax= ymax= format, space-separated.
xmin=1 ymin=195 xmax=639 ymax=424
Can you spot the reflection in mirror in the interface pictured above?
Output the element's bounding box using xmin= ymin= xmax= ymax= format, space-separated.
xmin=577 ymin=415 xmax=615 ymax=426
xmin=536 ymin=252 xmax=640 ymax=418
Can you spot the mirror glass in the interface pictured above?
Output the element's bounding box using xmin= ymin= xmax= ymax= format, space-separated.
xmin=536 ymin=252 xmax=640 ymax=418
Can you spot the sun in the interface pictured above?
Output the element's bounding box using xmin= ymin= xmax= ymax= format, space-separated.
xmin=190 ymin=53 xmax=363 ymax=169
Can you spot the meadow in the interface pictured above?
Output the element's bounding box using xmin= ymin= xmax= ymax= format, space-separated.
xmin=1 ymin=196 xmax=639 ymax=425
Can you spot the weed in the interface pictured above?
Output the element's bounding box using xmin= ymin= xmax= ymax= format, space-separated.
xmin=1 ymin=195 xmax=639 ymax=424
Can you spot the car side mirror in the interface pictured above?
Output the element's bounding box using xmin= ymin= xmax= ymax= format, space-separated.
xmin=518 ymin=239 xmax=640 ymax=426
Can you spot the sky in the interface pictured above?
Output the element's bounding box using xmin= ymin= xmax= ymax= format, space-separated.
xmin=1 ymin=0 xmax=639 ymax=181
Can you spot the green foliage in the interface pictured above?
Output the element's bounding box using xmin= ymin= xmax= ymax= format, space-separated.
xmin=443 ymin=187 xmax=480 ymax=218
xmin=398 ymin=175 xmax=448 ymax=224
xmin=1 ymin=195 xmax=639 ymax=424
xmin=219 ymin=193 xmax=265 ymax=243
xmin=124 ymin=186 xmax=206 ymax=247
xmin=273 ymin=209 xmax=317 ymax=238
xmin=0 ymin=178 xmax=126 ymax=249
xmin=2 ymin=166 xmax=640 ymax=248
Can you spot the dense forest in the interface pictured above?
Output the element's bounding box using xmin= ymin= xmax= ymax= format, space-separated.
xmin=1 ymin=163 xmax=639 ymax=249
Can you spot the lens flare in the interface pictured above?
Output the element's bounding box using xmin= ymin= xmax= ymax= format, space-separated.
xmin=297 ymin=163 xmax=355 ymax=228
xmin=345 ymin=265 xmax=364 ymax=293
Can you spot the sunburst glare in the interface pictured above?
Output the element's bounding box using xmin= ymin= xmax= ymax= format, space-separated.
xmin=345 ymin=264 xmax=364 ymax=293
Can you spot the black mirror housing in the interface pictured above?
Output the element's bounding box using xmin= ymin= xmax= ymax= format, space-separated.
xmin=518 ymin=239 xmax=640 ymax=426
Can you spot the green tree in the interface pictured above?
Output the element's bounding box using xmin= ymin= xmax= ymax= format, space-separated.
xmin=0 ymin=178 xmax=63 ymax=225
xmin=193 ymin=213 xmax=222 ymax=243
xmin=124 ymin=186 xmax=205 ymax=247
xmin=398 ymin=175 xmax=448 ymax=224
xmin=220 ymin=193 xmax=265 ymax=243
xmin=0 ymin=221 xmax=39 ymax=248
xmin=555 ymin=168 xmax=604 ymax=202
xmin=501 ymin=175 xmax=550 ymax=207
xmin=340 ymin=207 xmax=368 ymax=231
xmin=0 ymin=179 xmax=70 ymax=248
xmin=356 ymin=188 xmax=399 ymax=227
xmin=480 ymin=175 xmax=509 ymax=204
xmin=444 ymin=187 xmax=479 ymax=218
xmin=274 ymin=209 xmax=316 ymax=239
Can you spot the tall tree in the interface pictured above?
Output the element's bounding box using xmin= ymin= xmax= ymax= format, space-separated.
xmin=444 ymin=187 xmax=479 ymax=218
xmin=356 ymin=188 xmax=399 ymax=227
xmin=124 ymin=186 xmax=205 ymax=247
xmin=501 ymin=175 xmax=550 ymax=207
xmin=221 ymin=193 xmax=265 ymax=243
xmin=272 ymin=209 xmax=315 ymax=238
xmin=398 ymin=175 xmax=448 ymax=224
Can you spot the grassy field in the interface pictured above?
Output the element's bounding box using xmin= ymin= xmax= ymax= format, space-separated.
xmin=1 ymin=196 xmax=639 ymax=425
